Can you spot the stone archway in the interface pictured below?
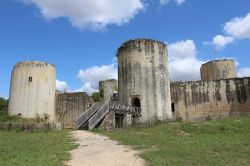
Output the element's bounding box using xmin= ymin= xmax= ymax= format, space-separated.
xmin=131 ymin=97 xmax=141 ymax=108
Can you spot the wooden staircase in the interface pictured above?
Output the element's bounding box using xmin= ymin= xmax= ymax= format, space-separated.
xmin=75 ymin=101 xmax=141 ymax=130
xmin=88 ymin=103 xmax=109 ymax=129
xmin=74 ymin=102 xmax=103 ymax=129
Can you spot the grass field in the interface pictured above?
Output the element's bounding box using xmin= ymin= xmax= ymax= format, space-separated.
xmin=0 ymin=130 xmax=77 ymax=166
xmin=98 ymin=118 xmax=250 ymax=166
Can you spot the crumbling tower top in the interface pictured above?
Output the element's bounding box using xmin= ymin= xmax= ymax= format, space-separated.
xmin=200 ymin=59 xmax=237 ymax=81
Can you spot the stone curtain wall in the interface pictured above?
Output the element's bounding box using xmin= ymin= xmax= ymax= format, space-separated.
xmin=171 ymin=77 xmax=250 ymax=121
xmin=56 ymin=92 xmax=94 ymax=128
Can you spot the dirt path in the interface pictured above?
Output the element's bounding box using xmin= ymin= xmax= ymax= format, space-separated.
xmin=66 ymin=130 xmax=146 ymax=166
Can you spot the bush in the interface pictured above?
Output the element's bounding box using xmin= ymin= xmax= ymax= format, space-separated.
xmin=35 ymin=114 xmax=42 ymax=123
xmin=42 ymin=113 xmax=50 ymax=122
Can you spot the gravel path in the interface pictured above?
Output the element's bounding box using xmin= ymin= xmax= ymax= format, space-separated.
xmin=66 ymin=130 xmax=146 ymax=166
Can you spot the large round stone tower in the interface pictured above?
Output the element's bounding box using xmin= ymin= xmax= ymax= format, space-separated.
xmin=200 ymin=59 xmax=237 ymax=81
xmin=8 ymin=61 xmax=56 ymax=119
xmin=117 ymin=39 xmax=172 ymax=122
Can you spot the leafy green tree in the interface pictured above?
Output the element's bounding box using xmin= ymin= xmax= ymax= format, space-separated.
xmin=91 ymin=92 xmax=101 ymax=102
xmin=0 ymin=97 xmax=7 ymax=111
xmin=0 ymin=98 xmax=8 ymax=121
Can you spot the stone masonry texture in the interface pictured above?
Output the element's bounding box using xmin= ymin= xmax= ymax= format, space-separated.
xmin=8 ymin=61 xmax=56 ymax=120
xmin=200 ymin=59 xmax=237 ymax=81
xmin=171 ymin=77 xmax=250 ymax=121
xmin=117 ymin=39 xmax=172 ymax=122
xmin=56 ymin=92 xmax=94 ymax=128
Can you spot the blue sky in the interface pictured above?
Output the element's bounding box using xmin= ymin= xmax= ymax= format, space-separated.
xmin=1 ymin=0 xmax=250 ymax=98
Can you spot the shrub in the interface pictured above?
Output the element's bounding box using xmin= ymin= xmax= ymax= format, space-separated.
xmin=42 ymin=113 xmax=50 ymax=122
xmin=35 ymin=114 xmax=42 ymax=123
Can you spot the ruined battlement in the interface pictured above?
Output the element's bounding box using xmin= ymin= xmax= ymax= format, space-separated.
xmin=99 ymin=79 xmax=117 ymax=84
xmin=202 ymin=59 xmax=235 ymax=66
xmin=99 ymin=79 xmax=118 ymax=103
xmin=57 ymin=92 xmax=89 ymax=98
xmin=200 ymin=59 xmax=237 ymax=81
xmin=117 ymin=38 xmax=166 ymax=55
xmin=14 ymin=61 xmax=55 ymax=69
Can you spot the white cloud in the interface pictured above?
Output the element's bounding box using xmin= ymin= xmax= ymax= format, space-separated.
xmin=160 ymin=0 xmax=186 ymax=6
xmin=168 ymin=40 xmax=204 ymax=81
xmin=212 ymin=35 xmax=234 ymax=51
xmin=168 ymin=40 xmax=196 ymax=60
xmin=56 ymin=79 xmax=69 ymax=92
xmin=209 ymin=12 xmax=250 ymax=50
xmin=238 ymin=68 xmax=250 ymax=77
xmin=76 ymin=64 xmax=118 ymax=94
xmin=224 ymin=13 xmax=250 ymax=39
xmin=19 ymin=0 xmax=145 ymax=30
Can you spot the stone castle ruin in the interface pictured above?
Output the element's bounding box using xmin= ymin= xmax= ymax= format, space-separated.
xmin=8 ymin=39 xmax=250 ymax=130
xmin=117 ymin=39 xmax=172 ymax=121
xmin=8 ymin=61 xmax=56 ymax=119
xmin=171 ymin=59 xmax=250 ymax=121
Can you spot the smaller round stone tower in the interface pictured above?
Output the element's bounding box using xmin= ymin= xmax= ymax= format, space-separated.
xmin=99 ymin=79 xmax=118 ymax=103
xmin=200 ymin=59 xmax=237 ymax=81
xmin=117 ymin=39 xmax=172 ymax=122
xmin=8 ymin=61 xmax=56 ymax=120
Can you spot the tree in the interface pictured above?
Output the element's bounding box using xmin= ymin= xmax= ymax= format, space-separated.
xmin=0 ymin=97 xmax=7 ymax=111
xmin=91 ymin=92 xmax=101 ymax=102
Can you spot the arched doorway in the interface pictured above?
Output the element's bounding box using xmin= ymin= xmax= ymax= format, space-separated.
xmin=131 ymin=97 xmax=141 ymax=126
xmin=131 ymin=97 xmax=141 ymax=108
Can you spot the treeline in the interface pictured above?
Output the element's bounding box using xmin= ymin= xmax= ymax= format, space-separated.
xmin=0 ymin=97 xmax=8 ymax=112
xmin=0 ymin=98 xmax=9 ymax=122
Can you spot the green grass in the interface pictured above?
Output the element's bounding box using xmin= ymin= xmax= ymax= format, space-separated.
xmin=97 ymin=118 xmax=250 ymax=166
xmin=0 ymin=130 xmax=78 ymax=166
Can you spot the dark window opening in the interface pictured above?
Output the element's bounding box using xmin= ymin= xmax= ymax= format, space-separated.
xmin=29 ymin=77 xmax=32 ymax=82
xmin=171 ymin=103 xmax=175 ymax=112
xmin=131 ymin=97 xmax=141 ymax=126
xmin=131 ymin=97 xmax=141 ymax=108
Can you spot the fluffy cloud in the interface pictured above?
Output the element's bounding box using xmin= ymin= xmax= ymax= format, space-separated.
xmin=168 ymin=40 xmax=196 ymax=60
xmin=19 ymin=0 xmax=145 ymax=30
xmin=209 ymin=12 xmax=250 ymax=50
xmin=56 ymin=79 xmax=69 ymax=92
xmin=224 ymin=13 xmax=250 ymax=39
xmin=168 ymin=40 xmax=204 ymax=81
xmin=212 ymin=35 xmax=234 ymax=51
xmin=73 ymin=40 xmax=202 ymax=94
xmin=160 ymin=0 xmax=186 ymax=6
xmin=76 ymin=64 xmax=118 ymax=94
xmin=238 ymin=68 xmax=250 ymax=77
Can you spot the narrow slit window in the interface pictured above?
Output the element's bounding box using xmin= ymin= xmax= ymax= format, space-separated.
xmin=29 ymin=77 xmax=32 ymax=82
